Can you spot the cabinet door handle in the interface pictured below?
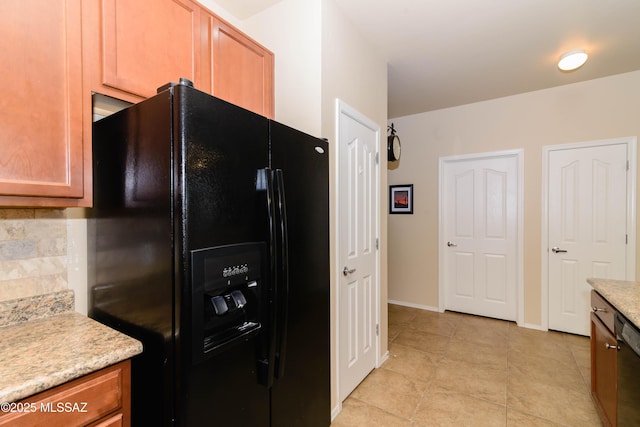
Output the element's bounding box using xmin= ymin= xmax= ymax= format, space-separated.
xmin=552 ymin=247 xmax=567 ymax=253
xmin=605 ymin=343 xmax=620 ymax=351
xmin=592 ymin=306 xmax=607 ymax=313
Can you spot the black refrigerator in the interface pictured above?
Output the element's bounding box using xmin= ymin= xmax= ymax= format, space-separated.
xmin=87 ymin=79 xmax=330 ymax=427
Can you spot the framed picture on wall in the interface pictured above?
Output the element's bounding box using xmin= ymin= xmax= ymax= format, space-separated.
xmin=389 ymin=184 xmax=413 ymax=214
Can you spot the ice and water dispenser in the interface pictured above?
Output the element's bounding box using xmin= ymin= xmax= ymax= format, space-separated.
xmin=190 ymin=242 xmax=265 ymax=364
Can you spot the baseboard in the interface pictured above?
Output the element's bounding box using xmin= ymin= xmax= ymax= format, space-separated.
xmin=522 ymin=322 xmax=544 ymax=331
xmin=387 ymin=299 xmax=440 ymax=312
xmin=377 ymin=350 xmax=389 ymax=368
xmin=388 ymin=300 xmax=546 ymax=332
xmin=331 ymin=402 xmax=342 ymax=422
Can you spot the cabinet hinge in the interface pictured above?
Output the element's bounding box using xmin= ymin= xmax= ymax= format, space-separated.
xmin=375 ymin=152 xmax=379 ymax=165
xmin=376 ymin=238 xmax=379 ymax=250
xmin=626 ymin=234 xmax=628 ymax=244
xmin=627 ymin=160 xmax=630 ymax=171
xmin=376 ymin=324 xmax=379 ymax=336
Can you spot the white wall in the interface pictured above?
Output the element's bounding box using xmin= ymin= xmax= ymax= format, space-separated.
xmin=195 ymin=0 xmax=243 ymax=27
xmin=199 ymin=0 xmax=323 ymax=137
xmin=388 ymin=70 xmax=640 ymax=327
xmin=320 ymin=0 xmax=388 ymax=415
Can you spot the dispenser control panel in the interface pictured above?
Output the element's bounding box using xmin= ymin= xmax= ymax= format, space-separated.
xmin=191 ymin=242 xmax=266 ymax=364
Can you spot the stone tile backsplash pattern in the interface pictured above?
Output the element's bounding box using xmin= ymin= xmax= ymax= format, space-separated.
xmin=0 ymin=209 xmax=68 ymax=301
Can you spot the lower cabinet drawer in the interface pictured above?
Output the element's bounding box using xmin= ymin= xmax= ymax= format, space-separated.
xmin=591 ymin=290 xmax=615 ymax=332
xmin=0 ymin=360 xmax=130 ymax=427
xmin=93 ymin=413 xmax=123 ymax=427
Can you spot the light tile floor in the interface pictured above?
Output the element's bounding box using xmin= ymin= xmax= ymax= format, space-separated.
xmin=331 ymin=304 xmax=602 ymax=427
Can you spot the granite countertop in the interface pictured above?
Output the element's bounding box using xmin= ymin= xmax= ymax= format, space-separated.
xmin=0 ymin=290 xmax=143 ymax=403
xmin=588 ymin=278 xmax=640 ymax=327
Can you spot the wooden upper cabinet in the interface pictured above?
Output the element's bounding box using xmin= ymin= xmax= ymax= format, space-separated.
xmin=99 ymin=0 xmax=201 ymax=98
xmin=92 ymin=0 xmax=273 ymax=116
xmin=201 ymin=12 xmax=274 ymax=118
xmin=0 ymin=0 xmax=85 ymax=204
xmin=0 ymin=0 xmax=273 ymax=207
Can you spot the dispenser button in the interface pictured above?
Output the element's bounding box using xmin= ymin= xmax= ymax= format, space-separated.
xmin=211 ymin=296 xmax=228 ymax=315
xmin=231 ymin=290 xmax=247 ymax=308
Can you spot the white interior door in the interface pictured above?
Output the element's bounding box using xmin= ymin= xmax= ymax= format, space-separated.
xmin=441 ymin=152 xmax=520 ymax=321
xmin=337 ymin=101 xmax=379 ymax=401
xmin=547 ymin=143 xmax=629 ymax=335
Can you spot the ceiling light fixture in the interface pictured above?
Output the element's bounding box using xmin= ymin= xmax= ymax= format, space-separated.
xmin=557 ymin=49 xmax=588 ymax=71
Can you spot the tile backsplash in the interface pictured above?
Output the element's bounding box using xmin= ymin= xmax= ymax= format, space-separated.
xmin=0 ymin=209 xmax=68 ymax=301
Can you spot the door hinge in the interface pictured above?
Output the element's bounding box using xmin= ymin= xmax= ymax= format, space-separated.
xmin=376 ymin=238 xmax=379 ymax=250
xmin=376 ymin=324 xmax=379 ymax=336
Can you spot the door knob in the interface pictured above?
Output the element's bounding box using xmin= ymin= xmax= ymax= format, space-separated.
xmin=343 ymin=266 xmax=356 ymax=276
xmin=447 ymin=241 xmax=457 ymax=247
xmin=551 ymin=247 xmax=567 ymax=253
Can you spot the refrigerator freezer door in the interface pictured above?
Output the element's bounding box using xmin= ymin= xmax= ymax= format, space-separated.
xmin=269 ymin=122 xmax=330 ymax=426
xmin=176 ymin=86 xmax=272 ymax=427
xmin=91 ymin=91 xmax=176 ymax=427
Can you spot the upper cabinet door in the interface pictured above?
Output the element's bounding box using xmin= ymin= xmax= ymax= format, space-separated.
xmin=101 ymin=0 xmax=201 ymax=98
xmin=0 ymin=0 xmax=84 ymax=201
xmin=201 ymin=14 xmax=274 ymax=118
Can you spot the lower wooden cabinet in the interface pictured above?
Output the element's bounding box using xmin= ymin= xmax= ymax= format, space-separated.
xmin=590 ymin=290 xmax=617 ymax=426
xmin=0 ymin=360 xmax=131 ymax=427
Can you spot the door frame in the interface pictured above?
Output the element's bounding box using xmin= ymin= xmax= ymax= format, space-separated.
xmin=334 ymin=99 xmax=381 ymax=401
xmin=541 ymin=136 xmax=637 ymax=331
xmin=438 ymin=149 xmax=525 ymax=326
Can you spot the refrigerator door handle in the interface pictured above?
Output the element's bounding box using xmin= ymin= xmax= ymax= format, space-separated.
xmin=256 ymin=168 xmax=278 ymax=388
xmin=273 ymin=169 xmax=289 ymax=379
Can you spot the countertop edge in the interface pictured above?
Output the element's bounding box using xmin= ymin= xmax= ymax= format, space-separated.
xmin=587 ymin=278 xmax=640 ymax=328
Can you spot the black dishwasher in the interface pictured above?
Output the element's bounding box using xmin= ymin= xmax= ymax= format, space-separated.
xmin=615 ymin=312 xmax=640 ymax=426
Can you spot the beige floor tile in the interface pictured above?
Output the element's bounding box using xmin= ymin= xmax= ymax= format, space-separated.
xmin=508 ymin=350 xmax=586 ymax=391
xmin=565 ymin=333 xmax=591 ymax=370
xmin=333 ymin=307 xmax=601 ymax=427
xmin=393 ymin=329 xmax=451 ymax=356
xmin=351 ymin=367 xmax=427 ymax=419
xmin=389 ymin=322 xmax=403 ymax=343
xmin=506 ymin=409 xmax=567 ymax=426
xmin=384 ymin=342 xmax=440 ymax=382
xmin=389 ymin=304 xmax=420 ymax=325
xmin=431 ymin=358 xmax=507 ymax=405
xmin=410 ymin=310 xmax=459 ymax=337
xmin=452 ymin=315 xmax=510 ymax=347
xmin=411 ymin=386 xmax=506 ymax=427
xmin=564 ymin=332 xmax=590 ymax=350
xmin=507 ymin=374 xmax=601 ymax=426
xmin=444 ymin=337 xmax=508 ymax=370
xmin=332 ymin=397 xmax=409 ymax=427
xmin=508 ymin=326 xmax=575 ymax=364
xmin=578 ymin=365 xmax=592 ymax=388
xmin=572 ymin=347 xmax=591 ymax=370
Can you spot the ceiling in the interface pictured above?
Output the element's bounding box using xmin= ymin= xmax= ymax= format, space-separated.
xmin=217 ymin=0 xmax=640 ymax=118
xmin=213 ymin=0 xmax=282 ymax=19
